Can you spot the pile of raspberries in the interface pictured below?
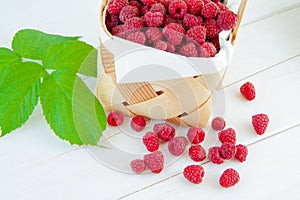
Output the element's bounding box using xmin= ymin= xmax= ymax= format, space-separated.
xmin=105 ymin=0 xmax=238 ymax=57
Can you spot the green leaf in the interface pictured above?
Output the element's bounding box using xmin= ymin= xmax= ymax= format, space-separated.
xmin=43 ymin=40 xmax=97 ymax=77
xmin=12 ymin=29 xmax=80 ymax=60
xmin=0 ymin=48 xmax=21 ymax=65
xmin=0 ymin=62 xmax=44 ymax=136
xmin=40 ymin=71 xmax=106 ymax=145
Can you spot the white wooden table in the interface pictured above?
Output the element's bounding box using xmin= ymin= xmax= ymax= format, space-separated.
xmin=1 ymin=0 xmax=300 ymax=199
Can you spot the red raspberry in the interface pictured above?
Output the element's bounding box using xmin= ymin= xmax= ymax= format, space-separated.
xmin=107 ymin=0 xmax=128 ymax=14
xmin=159 ymin=0 xmax=171 ymax=7
xmin=235 ymin=144 xmax=248 ymax=162
xmin=127 ymin=31 xmax=146 ymax=44
xmin=183 ymin=165 xmax=205 ymax=184
xmin=168 ymin=136 xmax=188 ymax=156
xmin=208 ymin=146 xmax=224 ymax=164
xmin=252 ymin=113 xmax=269 ymax=135
xmin=211 ymin=116 xmax=226 ymax=131
xmin=111 ymin=25 xmax=125 ymax=35
xmin=187 ymin=127 xmax=205 ymax=144
xmin=144 ymin=151 xmax=164 ymax=173
xmin=201 ymin=2 xmax=219 ymax=19
xmin=131 ymin=115 xmax=146 ymax=132
xmin=185 ymin=0 xmax=203 ymax=15
xmin=130 ymin=159 xmax=146 ymax=174
xmin=219 ymin=142 xmax=236 ymax=160
xmin=124 ymin=17 xmax=143 ymax=31
xmin=107 ymin=111 xmax=124 ymax=126
xmin=186 ymin=25 xmax=206 ymax=45
xmin=216 ymin=2 xmax=228 ymax=11
xmin=204 ymin=19 xmax=221 ymax=39
xmin=219 ymin=168 xmax=240 ymax=188
xmin=141 ymin=0 xmax=158 ymax=5
xmin=162 ymin=23 xmax=185 ymax=45
xmin=144 ymin=11 xmax=164 ymax=27
xmin=119 ymin=5 xmax=140 ymax=23
xmin=105 ymin=13 xmax=120 ymax=31
xmin=179 ymin=42 xmax=198 ymax=57
xmin=146 ymin=27 xmax=163 ymax=43
xmin=198 ymin=42 xmax=217 ymax=57
xmin=240 ymin=82 xmax=256 ymax=101
xmin=168 ymin=0 xmax=187 ymax=19
xmin=218 ymin=128 xmax=236 ymax=144
xmin=150 ymin=3 xmax=166 ymax=14
xmin=153 ymin=123 xmax=175 ymax=142
xmin=166 ymin=42 xmax=176 ymax=53
xmin=217 ymin=10 xmax=238 ymax=30
xmin=208 ymin=36 xmax=220 ymax=50
xmin=141 ymin=5 xmax=151 ymax=15
xmin=129 ymin=0 xmax=142 ymax=10
xmin=189 ymin=145 xmax=206 ymax=162
xmin=154 ymin=40 xmax=168 ymax=51
xmin=183 ymin=14 xmax=201 ymax=29
xmin=143 ymin=131 xmax=159 ymax=152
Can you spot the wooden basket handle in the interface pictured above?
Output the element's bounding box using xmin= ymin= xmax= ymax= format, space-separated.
xmin=231 ymin=0 xmax=248 ymax=45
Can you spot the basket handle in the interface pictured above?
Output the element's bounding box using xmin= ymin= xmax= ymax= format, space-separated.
xmin=231 ymin=0 xmax=248 ymax=45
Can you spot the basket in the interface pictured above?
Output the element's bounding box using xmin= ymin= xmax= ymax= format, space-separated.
xmin=96 ymin=0 xmax=247 ymax=127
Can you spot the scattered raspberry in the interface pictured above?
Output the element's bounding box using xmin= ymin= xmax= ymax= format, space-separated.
xmin=252 ymin=113 xmax=269 ymax=135
xmin=186 ymin=25 xmax=206 ymax=45
xmin=198 ymin=42 xmax=217 ymax=57
xmin=219 ymin=142 xmax=236 ymax=160
xmin=219 ymin=168 xmax=240 ymax=188
xmin=154 ymin=40 xmax=168 ymax=50
xmin=211 ymin=117 xmax=226 ymax=131
xmin=150 ymin=3 xmax=166 ymax=14
xmin=201 ymin=2 xmax=219 ymax=19
xmin=129 ymin=0 xmax=142 ymax=10
xmin=189 ymin=145 xmax=206 ymax=162
xmin=105 ymin=13 xmax=120 ymax=31
xmin=183 ymin=14 xmax=201 ymax=29
xmin=187 ymin=127 xmax=205 ymax=144
xmin=208 ymin=146 xmax=224 ymax=164
xmin=235 ymin=144 xmax=248 ymax=162
xmin=168 ymin=136 xmax=188 ymax=156
xmin=204 ymin=19 xmax=221 ymax=39
xmin=124 ymin=17 xmax=143 ymax=31
xmin=130 ymin=115 xmax=147 ymax=132
xmin=168 ymin=0 xmax=187 ymax=19
xmin=183 ymin=165 xmax=205 ymax=184
xmin=141 ymin=5 xmax=151 ymax=15
xmin=143 ymin=132 xmax=159 ymax=152
xmin=240 ymin=82 xmax=256 ymax=101
xmin=141 ymin=0 xmax=158 ymax=6
xmin=185 ymin=0 xmax=203 ymax=15
xmin=217 ymin=10 xmax=238 ymax=31
xmin=162 ymin=23 xmax=185 ymax=45
xmin=218 ymin=128 xmax=236 ymax=144
xmin=144 ymin=11 xmax=164 ymax=27
xmin=119 ymin=5 xmax=140 ymax=23
xmin=144 ymin=151 xmax=164 ymax=173
xmin=107 ymin=0 xmax=129 ymax=14
xmin=159 ymin=0 xmax=171 ymax=7
xmin=145 ymin=27 xmax=163 ymax=43
xmin=166 ymin=42 xmax=176 ymax=53
xmin=107 ymin=111 xmax=124 ymax=126
xmin=179 ymin=42 xmax=198 ymax=57
xmin=130 ymin=159 xmax=146 ymax=174
xmin=153 ymin=123 xmax=175 ymax=142
xmin=208 ymin=36 xmax=220 ymax=50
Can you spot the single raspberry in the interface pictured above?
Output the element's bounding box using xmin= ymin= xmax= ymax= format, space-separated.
xmin=189 ymin=145 xmax=206 ymax=162
xmin=166 ymin=42 xmax=176 ymax=53
xmin=126 ymin=31 xmax=146 ymax=44
xmin=162 ymin=23 xmax=185 ymax=45
xmin=217 ymin=10 xmax=238 ymax=30
xmin=141 ymin=0 xmax=158 ymax=5
xmin=211 ymin=117 xmax=226 ymax=131
xmin=220 ymin=142 xmax=236 ymax=160
xmin=107 ymin=0 xmax=129 ymax=14
xmin=159 ymin=0 xmax=171 ymax=7
xmin=105 ymin=13 xmax=120 ymax=31
xmin=131 ymin=115 xmax=146 ymax=132
xmin=218 ymin=128 xmax=236 ymax=144
xmin=124 ymin=17 xmax=143 ymax=31
xmin=168 ymin=136 xmax=188 ymax=156
xmin=150 ymin=3 xmax=166 ymax=14
xmin=107 ymin=111 xmax=124 ymax=126
xmin=185 ymin=0 xmax=203 ymax=15
xmin=252 ymin=113 xmax=269 ymax=135
xmin=208 ymin=146 xmax=224 ymax=164
xmin=240 ymin=82 xmax=256 ymax=101
xmin=144 ymin=151 xmax=164 ymax=173
xmin=235 ymin=144 xmax=248 ymax=162
xmin=144 ymin=11 xmax=164 ymax=27
xmin=186 ymin=25 xmax=206 ymax=45
xmin=187 ymin=127 xmax=205 ymax=144
xmin=204 ymin=19 xmax=221 ymax=39
xmin=119 ymin=5 xmax=140 ymax=23
xmin=111 ymin=25 xmax=125 ymax=35
xmin=183 ymin=165 xmax=205 ymax=184
xmin=201 ymin=2 xmax=219 ymax=19
xmin=153 ymin=123 xmax=175 ymax=142
xmin=129 ymin=0 xmax=142 ymax=10
xmin=208 ymin=36 xmax=220 ymax=50
xmin=154 ymin=40 xmax=168 ymax=51
xmin=219 ymin=168 xmax=240 ymax=188
xmin=143 ymin=131 xmax=159 ymax=152
xmin=141 ymin=5 xmax=151 ymax=15
xmin=183 ymin=14 xmax=201 ymax=29
xmin=130 ymin=159 xmax=146 ymax=174
xmin=146 ymin=27 xmax=163 ymax=43
xmin=168 ymin=0 xmax=187 ymax=19
xmin=216 ymin=2 xmax=228 ymax=11
xmin=179 ymin=42 xmax=198 ymax=57
xmin=198 ymin=42 xmax=217 ymax=57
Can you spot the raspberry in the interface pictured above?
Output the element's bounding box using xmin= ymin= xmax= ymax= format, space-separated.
xmin=208 ymin=146 xmax=224 ymax=164
xmin=189 ymin=145 xmax=206 ymax=162
xmin=154 ymin=40 xmax=168 ymax=51
xmin=162 ymin=23 xmax=185 ymax=45
xmin=141 ymin=0 xmax=158 ymax=5
xmin=198 ymin=42 xmax=217 ymax=57
xmin=183 ymin=165 xmax=205 ymax=184
xmin=107 ymin=0 xmax=129 ymax=14
xmin=240 ymin=82 xmax=256 ymax=101
xmin=185 ymin=0 xmax=203 ymax=15
xmin=131 ymin=115 xmax=146 ymax=132
xmin=166 ymin=42 xmax=176 ymax=53
xmin=107 ymin=111 xmax=124 ymax=126
xmin=130 ymin=159 xmax=146 ymax=174
xmin=144 ymin=11 xmax=164 ymax=27
xmin=111 ymin=25 xmax=125 ymax=35
xmin=187 ymin=127 xmax=205 ymax=144
xmin=211 ymin=117 xmax=226 ymax=131
xmin=252 ymin=113 xmax=269 ymax=135
xmin=141 ymin=5 xmax=151 ymax=15
xmin=216 ymin=2 xmax=228 ymax=11
xmin=218 ymin=128 xmax=236 ymax=144
xmin=127 ymin=31 xmax=146 ymax=44
xmin=153 ymin=123 xmax=175 ymax=142
xmin=143 ymin=131 xmax=159 ymax=152
xmin=217 ymin=10 xmax=238 ymax=30
xmin=179 ymin=42 xmax=198 ymax=57
xmin=235 ymin=144 xmax=248 ymax=162
xmin=119 ymin=5 xmax=140 ymax=23
xmin=144 ymin=151 xmax=164 ymax=173
xmin=208 ymin=36 xmax=220 ymax=50
xmin=219 ymin=142 xmax=236 ymax=160
xmin=201 ymin=2 xmax=219 ymax=19
xmin=159 ymin=0 xmax=171 ymax=7
xmin=219 ymin=168 xmax=240 ymax=188
xmin=183 ymin=14 xmax=201 ymax=29
xmin=129 ymin=0 xmax=142 ymax=10
xmin=168 ymin=136 xmax=188 ymax=156
xmin=105 ymin=13 xmax=120 ymax=31
xmin=150 ymin=3 xmax=166 ymax=14
xmin=186 ymin=25 xmax=206 ymax=45
xmin=124 ymin=17 xmax=143 ymax=31
xmin=168 ymin=0 xmax=187 ymax=19
xmin=204 ymin=19 xmax=221 ymax=39
xmin=146 ymin=27 xmax=163 ymax=43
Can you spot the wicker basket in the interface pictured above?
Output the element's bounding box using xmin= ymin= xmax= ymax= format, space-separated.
xmin=96 ymin=0 xmax=247 ymax=127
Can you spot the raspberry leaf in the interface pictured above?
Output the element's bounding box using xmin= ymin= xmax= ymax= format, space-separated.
xmin=0 ymin=48 xmax=21 ymax=65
